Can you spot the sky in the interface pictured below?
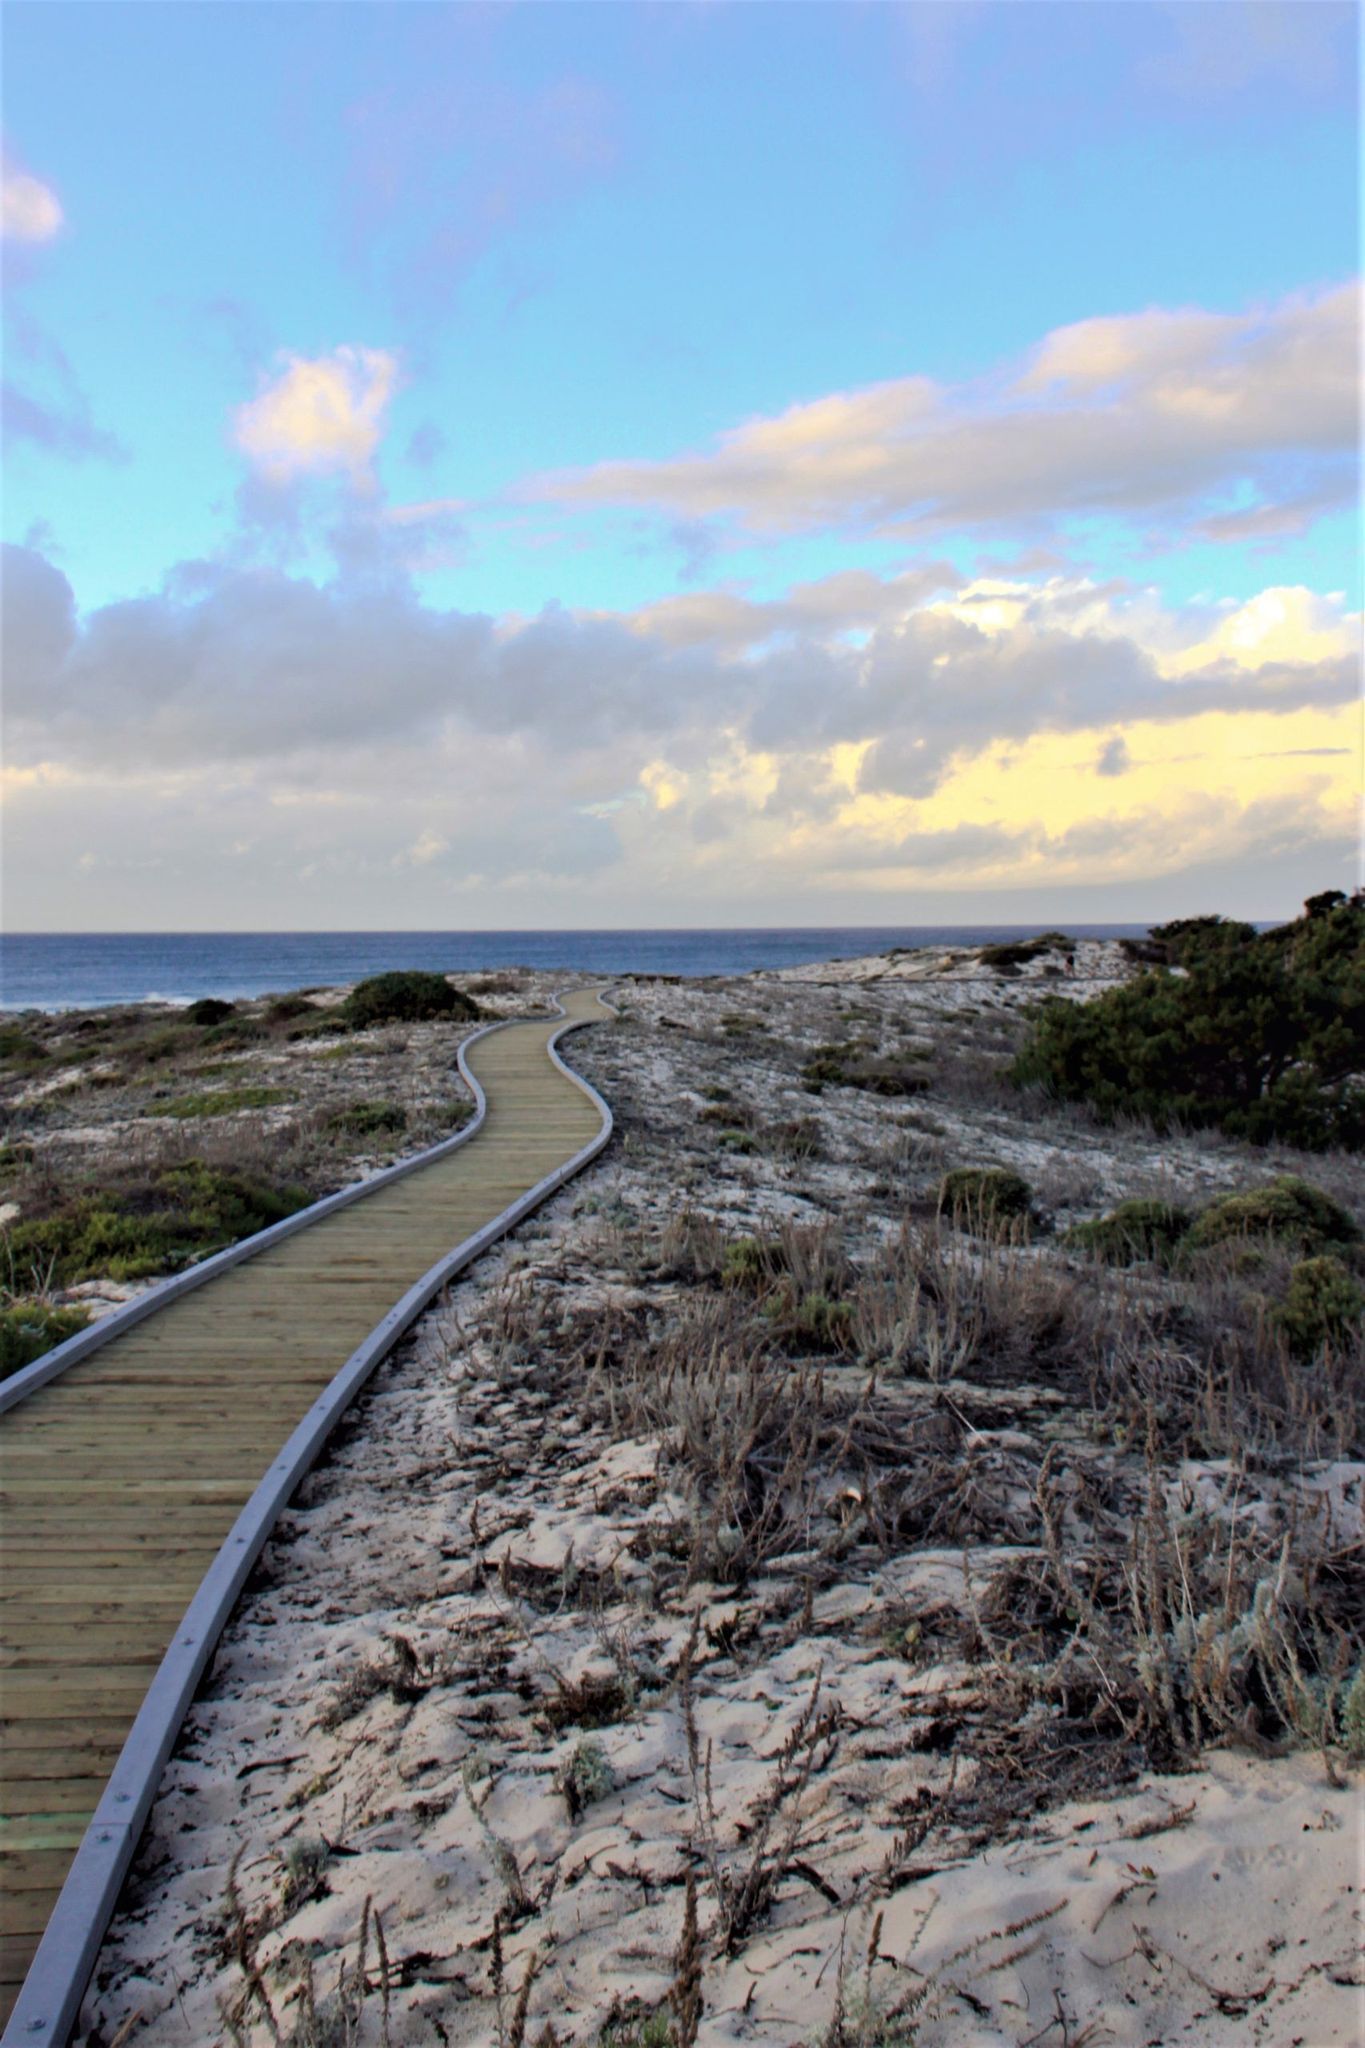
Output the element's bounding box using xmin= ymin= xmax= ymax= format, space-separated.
xmin=1 ymin=0 xmax=1360 ymax=932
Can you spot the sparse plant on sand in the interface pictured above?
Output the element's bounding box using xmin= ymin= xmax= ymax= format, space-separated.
xmin=555 ymin=1734 xmax=616 ymax=1818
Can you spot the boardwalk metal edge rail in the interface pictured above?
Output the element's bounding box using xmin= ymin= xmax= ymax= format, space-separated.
xmin=2 ymin=992 xmax=616 ymax=2046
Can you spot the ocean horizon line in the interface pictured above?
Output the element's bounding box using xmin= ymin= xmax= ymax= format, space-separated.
xmin=1 ymin=923 xmax=1164 ymax=1013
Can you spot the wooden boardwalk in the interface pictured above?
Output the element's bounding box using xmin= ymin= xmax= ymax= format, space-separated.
xmin=0 ymin=992 xmax=611 ymax=2030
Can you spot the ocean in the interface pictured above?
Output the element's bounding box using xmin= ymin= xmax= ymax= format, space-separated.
xmin=0 ymin=927 xmax=1153 ymax=1012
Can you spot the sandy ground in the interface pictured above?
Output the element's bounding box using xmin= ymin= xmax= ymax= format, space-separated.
xmin=41 ymin=949 xmax=1365 ymax=2047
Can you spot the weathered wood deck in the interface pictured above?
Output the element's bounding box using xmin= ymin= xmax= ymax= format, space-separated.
xmin=0 ymin=992 xmax=612 ymax=2030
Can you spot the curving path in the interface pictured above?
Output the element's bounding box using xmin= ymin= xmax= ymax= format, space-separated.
xmin=0 ymin=990 xmax=614 ymax=2041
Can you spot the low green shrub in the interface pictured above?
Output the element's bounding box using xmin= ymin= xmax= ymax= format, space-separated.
xmin=265 ymin=993 xmax=316 ymax=1024
xmin=0 ymin=1299 xmax=91 ymax=1381
xmin=327 ymin=1099 xmax=407 ymax=1137
xmin=768 ymin=1286 xmax=853 ymax=1353
xmin=200 ymin=1018 xmax=266 ymax=1049
xmin=1065 ymin=1198 xmax=1192 ymax=1265
xmin=1274 ymin=1256 xmax=1365 ymax=1359
xmin=721 ymin=1235 xmax=786 ymax=1289
xmin=187 ymin=997 xmax=236 ymax=1026
xmin=769 ymin=1115 xmax=823 ymax=1160
xmin=716 ymin=1128 xmax=758 ymax=1154
xmin=938 ymin=1166 xmax=1033 ymax=1230
xmin=343 ymin=971 xmax=479 ymax=1028
xmin=800 ymin=1043 xmax=860 ymax=1090
xmin=4 ymin=1160 xmax=310 ymax=1286
xmin=1185 ymin=1176 xmax=1359 ymax=1258
xmin=800 ymin=1042 xmax=928 ymax=1096
xmin=0 ymin=1024 xmax=49 ymax=1068
xmin=157 ymin=1085 xmax=289 ymax=1119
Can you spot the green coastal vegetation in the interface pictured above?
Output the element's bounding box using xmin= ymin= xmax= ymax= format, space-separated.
xmin=1012 ymin=890 xmax=1364 ymax=1150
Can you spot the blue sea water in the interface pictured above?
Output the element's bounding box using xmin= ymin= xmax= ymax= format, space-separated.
xmin=0 ymin=927 xmax=1153 ymax=1012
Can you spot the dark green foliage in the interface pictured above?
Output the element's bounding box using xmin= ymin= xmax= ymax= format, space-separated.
xmin=265 ymin=993 xmax=316 ymax=1023
xmin=327 ymin=1099 xmax=408 ymax=1137
xmin=769 ymin=1115 xmax=823 ymax=1161
xmin=0 ymin=1141 xmax=36 ymax=1181
xmin=716 ymin=1128 xmax=758 ymax=1153
xmin=187 ymin=997 xmax=236 ymax=1026
xmin=343 ymin=971 xmax=479 ymax=1028
xmin=1064 ymin=1199 xmax=1192 ymax=1266
xmin=123 ymin=1024 xmax=198 ymax=1067
xmin=1011 ymin=893 xmax=1365 ymax=1149
xmin=845 ymin=1057 xmax=931 ymax=1097
xmin=799 ymin=1042 xmax=928 ymax=1095
xmin=0 ymin=1299 xmax=91 ymax=1381
xmin=979 ymin=930 xmax=1072 ymax=971
xmin=4 ymin=1160 xmax=309 ymax=1286
xmin=938 ymin=1166 xmax=1033 ymax=1230
xmin=0 ymin=1024 xmax=50 ymax=1072
xmin=721 ymin=1235 xmax=785 ymax=1289
xmin=1274 ymin=1256 xmax=1365 ymax=1358
xmin=1185 ymin=1175 xmax=1359 ymax=1258
xmin=799 ymin=1043 xmax=859 ymax=1090
xmin=768 ymin=1287 xmax=853 ymax=1353
xmin=200 ymin=1017 xmax=265 ymax=1049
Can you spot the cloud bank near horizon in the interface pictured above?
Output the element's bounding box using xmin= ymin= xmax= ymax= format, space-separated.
xmin=4 ymin=535 xmax=1356 ymax=929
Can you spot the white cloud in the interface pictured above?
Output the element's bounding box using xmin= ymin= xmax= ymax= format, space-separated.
xmin=233 ymin=346 xmax=399 ymax=486
xmin=1 ymin=157 xmax=62 ymax=242
xmin=535 ymin=281 xmax=1358 ymax=546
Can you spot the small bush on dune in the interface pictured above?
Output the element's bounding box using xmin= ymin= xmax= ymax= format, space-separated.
xmin=326 ymin=1099 xmax=407 ymax=1137
xmin=979 ymin=930 xmax=1072 ymax=972
xmin=1065 ymin=1198 xmax=1192 ymax=1266
xmin=937 ymin=1166 xmax=1032 ymax=1232
xmin=264 ymin=993 xmax=316 ymax=1024
xmin=1274 ymin=1256 xmax=1365 ymax=1359
xmin=800 ymin=1042 xmax=929 ymax=1096
xmin=186 ymin=997 xmax=236 ymax=1027
xmin=157 ymin=1085 xmax=289 ymax=1119
xmin=721 ymin=1234 xmax=787 ymax=1291
xmin=343 ymin=970 xmax=479 ymax=1029
xmin=0 ymin=1025 xmax=50 ymax=1071
xmin=1184 ymin=1174 xmax=1359 ymax=1258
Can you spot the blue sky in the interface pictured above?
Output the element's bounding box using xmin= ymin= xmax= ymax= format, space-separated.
xmin=3 ymin=2 xmax=1360 ymax=929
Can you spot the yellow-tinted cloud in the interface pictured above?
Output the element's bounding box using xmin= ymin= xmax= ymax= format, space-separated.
xmin=1162 ymin=586 xmax=1358 ymax=676
xmin=234 ymin=346 xmax=399 ymax=486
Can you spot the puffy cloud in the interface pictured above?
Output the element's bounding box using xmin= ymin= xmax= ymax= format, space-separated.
xmin=233 ymin=347 xmax=400 ymax=486
xmin=536 ymin=282 xmax=1358 ymax=545
xmin=1095 ymin=735 xmax=1130 ymax=778
xmin=1 ymin=154 xmax=62 ymax=242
